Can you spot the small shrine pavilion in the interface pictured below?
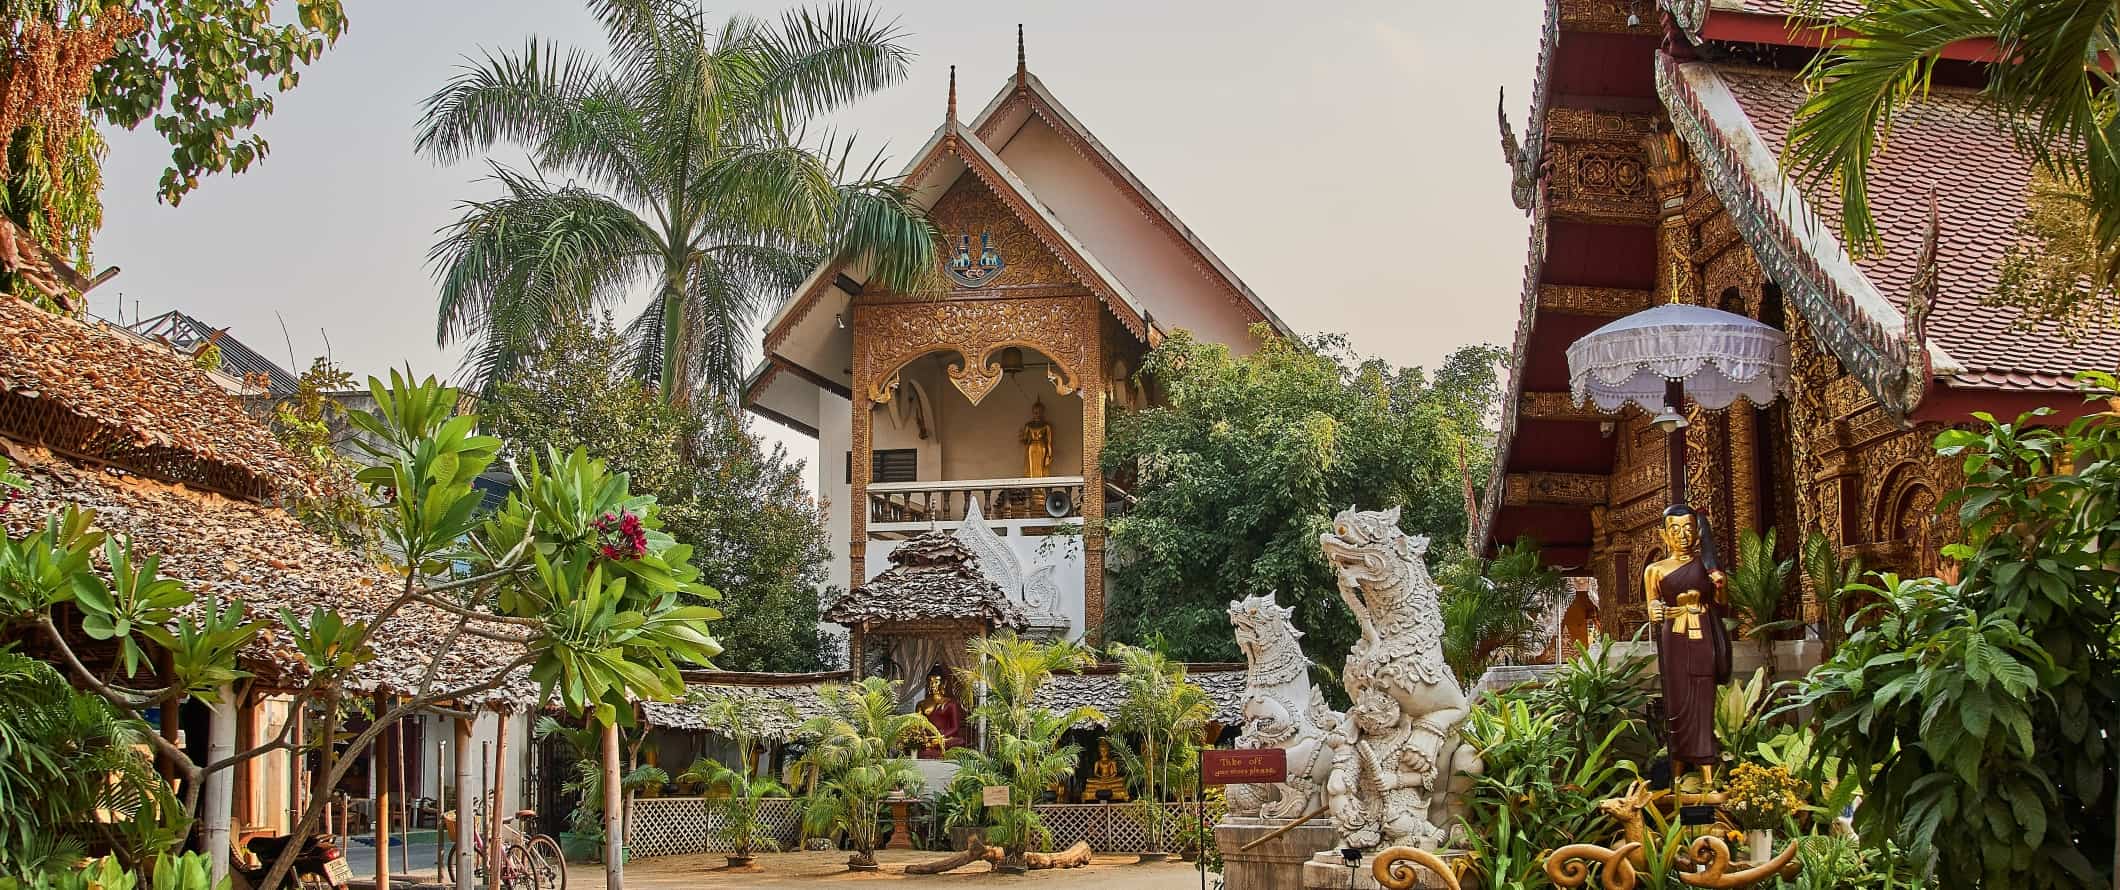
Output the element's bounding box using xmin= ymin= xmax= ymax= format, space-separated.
xmin=826 ymin=529 xmax=1028 ymax=719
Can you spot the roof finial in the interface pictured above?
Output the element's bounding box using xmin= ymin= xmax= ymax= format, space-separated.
xmin=1016 ymin=24 xmax=1027 ymax=84
xmin=946 ymin=64 xmax=957 ymax=123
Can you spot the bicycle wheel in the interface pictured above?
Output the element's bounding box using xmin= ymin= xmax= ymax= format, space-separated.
xmin=441 ymin=843 xmax=457 ymax=886
xmin=500 ymin=844 xmax=538 ymax=890
xmin=525 ymin=835 xmax=567 ymax=890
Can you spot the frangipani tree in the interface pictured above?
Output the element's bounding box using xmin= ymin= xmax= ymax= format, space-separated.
xmin=0 ymin=372 xmax=723 ymax=890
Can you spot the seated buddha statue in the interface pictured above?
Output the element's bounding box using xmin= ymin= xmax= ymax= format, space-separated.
xmin=1081 ymin=737 xmax=1130 ymax=802
xmin=916 ymin=674 xmax=966 ymax=758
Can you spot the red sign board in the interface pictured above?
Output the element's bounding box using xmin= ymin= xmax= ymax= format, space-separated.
xmin=1202 ymin=748 xmax=1287 ymax=786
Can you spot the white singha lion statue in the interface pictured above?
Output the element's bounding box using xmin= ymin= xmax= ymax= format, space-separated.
xmin=1224 ymin=593 xmax=1341 ymax=821
xmin=1317 ymin=506 xmax=1482 ymax=850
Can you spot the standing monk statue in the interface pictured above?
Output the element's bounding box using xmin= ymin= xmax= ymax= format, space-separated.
xmin=1020 ymin=400 xmax=1054 ymax=478
xmin=1642 ymin=504 xmax=1732 ymax=789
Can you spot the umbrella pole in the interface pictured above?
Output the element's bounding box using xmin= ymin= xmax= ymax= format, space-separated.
xmin=1657 ymin=377 xmax=1685 ymax=788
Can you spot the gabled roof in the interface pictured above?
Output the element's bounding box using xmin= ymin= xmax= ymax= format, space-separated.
xmin=0 ymin=297 xmax=313 ymax=499
xmin=126 ymin=310 xmax=302 ymax=396
xmin=966 ymin=67 xmax=1289 ymax=336
xmin=1660 ymin=59 xmax=2120 ymax=412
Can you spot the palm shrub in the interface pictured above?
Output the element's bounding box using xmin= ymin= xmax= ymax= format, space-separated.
xmin=1800 ymin=530 xmax=1863 ymax=660
xmin=1107 ymin=643 xmax=1211 ymax=855
xmin=1460 ymin=693 xmax=1638 ymax=867
xmin=1436 ymin=536 xmax=1564 ymax=685
xmin=1522 ymin=630 xmax=1655 ymax=762
xmin=0 ymin=651 xmax=182 ymax=877
xmin=677 ymin=691 xmax=794 ymax=860
xmin=534 ymin=717 xmax=667 ymax=857
xmin=1724 ymin=528 xmax=1795 ymax=676
xmin=947 ymin=634 xmax=1097 ymax=870
xmin=1791 ymin=393 xmax=2120 ymax=887
xmin=794 ymin=677 xmax=936 ymax=869
xmin=417 ymin=0 xmax=939 ymax=399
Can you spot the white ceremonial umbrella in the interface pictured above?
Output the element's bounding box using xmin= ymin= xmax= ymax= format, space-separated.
xmin=1565 ymin=301 xmax=1790 ymax=507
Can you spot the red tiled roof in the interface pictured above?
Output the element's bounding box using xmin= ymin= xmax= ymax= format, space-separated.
xmin=0 ymin=297 xmax=314 ymax=497
xmin=1713 ymin=66 xmax=2120 ymax=393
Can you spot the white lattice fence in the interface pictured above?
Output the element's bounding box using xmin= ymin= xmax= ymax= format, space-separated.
xmin=1029 ymin=802 xmax=1223 ymax=853
xmin=624 ymin=797 xmax=804 ymax=859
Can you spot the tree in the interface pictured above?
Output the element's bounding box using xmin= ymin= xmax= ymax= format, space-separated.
xmin=1786 ymin=0 xmax=2120 ymax=329
xmin=794 ymin=677 xmax=937 ymax=870
xmin=1 ymin=1 xmax=347 ymax=306
xmin=482 ymin=316 xmax=832 ymax=671
xmin=676 ymin=691 xmax=794 ymax=862
xmin=0 ymin=372 xmax=725 ymax=890
xmin=945 ymin=634 xmax=1098 ymax=870
xmin=1106 ymin=643 xmax=1210 ymax=856
xmin=1100 ymin=327 xmax=1503 ymax=671
xmin=1436 ymin=536 xmax=1564 ymax=685
xmin=1789 ymin=385 xmax=2120 ymax=888
xmin=266 ymin=357 xmax=379 ymax=553
xmin=416 ymin=0 xmax=937 ymax=399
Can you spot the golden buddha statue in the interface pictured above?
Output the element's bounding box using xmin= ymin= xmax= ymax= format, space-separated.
xmin=916 ymin=674 xmax=966 ymax=759
xmin=1020 ymin=400 xmax=1054 ymax=478
xmin=1642 ymin=504 xmax=1732 ymax=790
xmin=1081 ymin=737 xmax=1130 ymax=802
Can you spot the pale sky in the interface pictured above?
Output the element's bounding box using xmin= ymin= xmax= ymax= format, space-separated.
xmin=91 ymin=0 xmax=1543 ymax=481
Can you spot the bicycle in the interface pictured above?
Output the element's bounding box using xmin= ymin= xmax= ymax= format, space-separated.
xmin=441 ymin=800 xmax=567 ymax=890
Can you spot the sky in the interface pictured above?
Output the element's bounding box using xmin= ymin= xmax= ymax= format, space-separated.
xmin=90 ymin=0 xmax=1545 ymax=486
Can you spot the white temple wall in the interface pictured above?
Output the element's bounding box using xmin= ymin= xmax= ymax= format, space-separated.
xmin=819 ymin=387 xmax=852 ymax=595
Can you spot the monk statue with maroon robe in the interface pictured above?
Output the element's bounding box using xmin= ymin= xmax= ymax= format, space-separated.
xmin=1642 ymin=504 xmax=1732 ymax=789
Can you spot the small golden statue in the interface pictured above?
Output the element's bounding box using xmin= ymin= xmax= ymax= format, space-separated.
xmin=1642 ymin=504 xmax=1732 ymax=790
xmin=1081 ymin=737 xmax=1130 ymax=802
xmin=916 ymin=674 xmax=966 ymax=758
xmin=1020 ymin=400 xmax=1054 ymax=478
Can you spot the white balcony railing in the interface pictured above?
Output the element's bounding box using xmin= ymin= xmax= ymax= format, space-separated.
xmin=867 ymin=476 xmax=1085 ymax=533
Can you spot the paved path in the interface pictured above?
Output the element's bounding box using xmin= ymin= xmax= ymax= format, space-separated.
xmin=585 ymin=851 xmax=1217 ymax=889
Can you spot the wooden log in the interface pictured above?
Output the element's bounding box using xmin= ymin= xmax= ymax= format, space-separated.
xmin=1026 ymin=841 xmax=1092 ymax=869
xmin=904 ymin=839 xmax=989 ymax=875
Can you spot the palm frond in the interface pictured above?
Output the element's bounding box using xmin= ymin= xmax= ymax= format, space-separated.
xmin=752 ymin=1 xmax=914 ymax=123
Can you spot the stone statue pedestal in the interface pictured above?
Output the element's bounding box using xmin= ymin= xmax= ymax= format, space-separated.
xmin=1301 ymin=849 xmax=1467 ymax=890
xmin=1215 ymin=817 xmax=1336 ymax=890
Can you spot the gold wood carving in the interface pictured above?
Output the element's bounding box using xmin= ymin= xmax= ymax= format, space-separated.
xmin=1546 ymin=107 xmax=1658 ymax=142
xmin=1079 ymin=294 xmax=1109 ymax=643
xmin=1540 ymin=285 xmax=1651 ymax=318
xmin=853 ymin=296 xmax=1089 ymax=406
xmin=1557 ymin=0 xmax=1662 ymax=34
xmin=1505 ymin=472 xmax=1611 ymax=506
xmin=1546 ymin=140 xmax=1656 ymax=225
xmin=1521 ymin=391 xmax=1617 ymax=422
xmin=924 ymin=174 xmax=1077 ymax=291
xmin=1613 ymin=450 xmax=1667 ymax=506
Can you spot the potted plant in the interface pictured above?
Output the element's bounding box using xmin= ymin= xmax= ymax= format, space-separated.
xmin=1722 ymin=762 xmax=1803 ymax=862
xmin=1109 ymin=643 xmax=1211 ymax=862
xmin=680 ymin=690 xmax=797 ymax=868
xmin=792 ymin=677 xmax=938 ymax=870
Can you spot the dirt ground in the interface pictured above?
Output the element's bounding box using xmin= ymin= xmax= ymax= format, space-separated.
xmin=578 ymin=850 xmax=1215 ymax=889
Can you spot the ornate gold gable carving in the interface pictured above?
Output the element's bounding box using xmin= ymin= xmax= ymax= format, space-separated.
xmin=853 ymin=296 xmax=1090 ymax=406
xmin=918 ymin=166 xmax=1080 ymax=294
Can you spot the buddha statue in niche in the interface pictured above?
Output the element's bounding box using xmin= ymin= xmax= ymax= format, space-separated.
xmin=1081 ymin=737 xmax=1131 ymax=802
xmin=916 ymin=674 xmax=966 ymax=758
xmin=1020 ymin=400 xmax=1055 ymax=478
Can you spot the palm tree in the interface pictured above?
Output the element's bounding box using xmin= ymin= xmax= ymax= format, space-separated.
xmin=417 ymin=0 xmax=938 ymax=400
xmin=1786 ymin=1 xmax=2120 ymax=318
xmin=947 ymin=634 xmax=1098 ymax=871
xmin=793 ymin=677 xmax=936 ymax=869
xmin=677 ymin=691 xmax=794 ymax=863
xmin=1107 ymin=643 xmax=1210 ymax=857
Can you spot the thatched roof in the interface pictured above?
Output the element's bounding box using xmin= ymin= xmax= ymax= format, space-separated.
xmin=641 ymin=671 xmax=851 ymax=741
xmin=0 ymin=297 xmax=311 ymax=500
xmin=824 ymin=531 xmax=1026 ymax=629
xmin=1 ymin=443 xmax=537 ymax=708
xmin=1031 ymin=663 xmax=1247 ymax=730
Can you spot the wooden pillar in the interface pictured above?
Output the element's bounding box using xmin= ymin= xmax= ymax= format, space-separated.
xmin=454 ymin=716 xmax=477 ymax=890
xmin=204 ymin=684 xmax=237 ymax=888
xmin=602 ymin=720 xmax=624 ymax=890
xmin=374 ymin=692 xmax=393 ymax=890
xmin=1079 ymin=294 xmax=1108 ymax=643
xmin=850 ymin=310 xmax=874 ymax=588
xmin=848 ymin=625 xmax=866 ymax=680
xmin=487 ymin=712 xmax=508 ymax=890
xmin=1729 ymin=400 xmax=1761 ymax=537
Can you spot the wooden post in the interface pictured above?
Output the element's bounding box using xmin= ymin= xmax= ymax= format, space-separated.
xmin=603 ymin=720 xmax=624 ymax=890
xmin=375 ymin=693 xmax=393 ymax=890
xmin=204 ymin=683 xmax=237 ymax=888
xmin=454 ymin=716 xmax=477 ymax=890
xmin=487 ymin=713 xmax=508 ymax=890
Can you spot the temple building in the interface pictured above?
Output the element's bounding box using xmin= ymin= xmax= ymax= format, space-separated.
xmin=744 ymin=32 xmax=1289 ymax=653
xmin=1481 ymin=0 xmax=2120 ymax=656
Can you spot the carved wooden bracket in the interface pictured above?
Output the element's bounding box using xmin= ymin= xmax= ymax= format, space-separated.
xmin=1521 ymin=391 xmax=1618 ymax=422
xmin=1504 ymin=472 xmax=1611 ymax=506
xmin=1539 ymin=285 xmax=1653 ymax=318
xmin=853 ymin=296 xmax=1089 ymax=406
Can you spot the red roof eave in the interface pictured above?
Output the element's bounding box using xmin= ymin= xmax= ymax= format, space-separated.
xmin=1699 ymin=12 xmax=2003 ymax=62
